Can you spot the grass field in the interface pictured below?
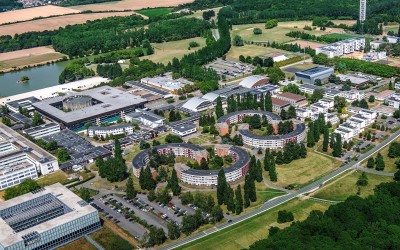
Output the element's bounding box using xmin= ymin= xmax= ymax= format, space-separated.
xmin=176 ymin=198 xmax=330 ymax=250
xmin=136 ymin=7 xmax=173 ymax=18
xmin=312 ymin=170 xmax=393 ymax=201
xmin=90 ymin=225 xmax=134 ymax=250
xmin=269 ymin=150 xmax=342 ymax=189
xmin=142 ymin=37 xmax=206 ymax=64
xmin=185 ymin=7 xmax=222 ymax=19
xmin=58 ymin=237 xmax=97 ymax=250
xmin=0 ymin=52 xmax=65 ymax=72
xmin=321 ymin=33 xmax=361 ymax=40
xmin=226 ymin=44 xmax=288 ymax=61
xmin=37 ymin=170 xmax=69 ymax=186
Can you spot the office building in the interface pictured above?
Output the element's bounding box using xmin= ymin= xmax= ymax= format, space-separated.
xmin=33 ymin=86 xmax=146 ymax=131
xmin=23 ymin=123 xmax=60 ymax=139
xmin=87 ymin=124 xmax=133 ymax=138
xmin=295 ymin=67 xmax=334 ymax=84
xmin=0 ymin=123 xmax=59 ymax=190
xmin=6 ymin=97 xmax=40 ymax=114
xmin=125 ymin=110 xmax=165 ymax=129
xmin=0 ymin=183 xmax=101 ymax=250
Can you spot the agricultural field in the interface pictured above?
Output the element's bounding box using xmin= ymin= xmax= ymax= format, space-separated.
xmin=312 ymin=170 xmax=394 ymax=201
xmin=0 ymin=46 xmax=66 ymax=72
xmin=70 ymin=0 xmax=194 ymax=12
xmin=136 ymin=7 xmax=173 ymax=18
xmin=142 ymin=37 xmax=206 ymax=65
xmin=0 ymin=5 xmax=79 ymax=24
xmin=176 ymin=198 xmax=330 ymax=250
xmin=0 ymin=12 xmax=137 ymax=36
xmin=265 ymin=150 xmax=342 ymax=189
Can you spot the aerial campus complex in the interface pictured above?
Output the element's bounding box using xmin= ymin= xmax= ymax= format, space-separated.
xmin=0 ymin=0 xmax=400 ymax=249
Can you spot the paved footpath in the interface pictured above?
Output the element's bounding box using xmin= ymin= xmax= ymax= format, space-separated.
xmin=160 ymin=129 xmax=400 ymax=250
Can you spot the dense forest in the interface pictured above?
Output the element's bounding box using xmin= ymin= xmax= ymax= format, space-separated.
xmin=249 ymin=181 xmax=400 ymax=249
xmin=0 ymin=0 xmax=21 ymax=12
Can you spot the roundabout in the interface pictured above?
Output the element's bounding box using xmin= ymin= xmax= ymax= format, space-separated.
xmin=216 ymin=110 xmax=306 ymax=149
xmin=132 ymin=143 xmax=250 ymax=186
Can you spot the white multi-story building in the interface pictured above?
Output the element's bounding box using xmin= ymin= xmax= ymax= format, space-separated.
xmin=317 ymin=99 xmax=334 ymax=109
xmin=171 ymin=123 xmax=197 ymax=137
xmin=316 ymin=38 xmax=366 ymax=58
xmin=125 ymin=109 xmax=165 ymax=129
xmin=23 ymin=123 xmax=60 ymax=139
xmin=0 ymin=183 xmax=101 ymax=250
xmin=387 ymin=93 xmax=400 ymax=109
xmin=0 ymin=123 xmax=59 ymax=190
xmin=342 ymin=91 xmax=365 ymax=102
xmin=296 ymin=108 xmax=312 ymax=120
xmin=311 ymin=113 xmax=339 ymax=125
xmin=335 ymin=109 xmax=377 ymax=141
xmin=310 ymin=103 xmax=328 ymax=114
xmin=87 ymin=124 xmax=133 ymax=137
xmin=395 ymin=82 xmax=400 ymax=90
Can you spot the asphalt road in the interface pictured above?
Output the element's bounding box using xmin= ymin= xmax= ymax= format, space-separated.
xmin=160 ymin=128 xmax=400 ymax=250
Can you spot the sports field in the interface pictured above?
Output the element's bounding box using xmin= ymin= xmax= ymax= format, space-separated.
xmin=176 ymin=198 xmax=330 ymax=250
xmin=141 ymin=37 xmax=206 ymax=65
xmin=312 ymin=170 xmax=393 ymax=201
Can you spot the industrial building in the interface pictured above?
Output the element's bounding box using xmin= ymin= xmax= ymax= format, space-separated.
xmin=23 ymin=123 xmax=60 ymax=139
xmin=33 ymin=86 xmax=146 ymax=131
xmin=295 ymin=67 xmax=334 ymax=84
xmin=0 ymin=183 xmax=101 ymax=250
xmin=315 ymin=38 xmax=366 ymax=58
xmin=0 ymin=123 xmax=59 ymax=190
xmin=87 ymin=124 xmax=133 ymax=138
xmin=140 ymin=75 xmax=194 ymax=93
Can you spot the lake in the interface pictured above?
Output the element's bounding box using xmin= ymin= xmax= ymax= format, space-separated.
xmin=0 ymin=61 xmax=68 ymax=97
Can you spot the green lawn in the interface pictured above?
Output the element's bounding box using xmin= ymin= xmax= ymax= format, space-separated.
xmin=361 ymin=136 xmax=400 ymax=173
xmin=136 ymin=7 xmax=173 ymax=18
xmin=321 ymin=33 xmax=361 ymax=40
xmin=176 ymin=198 xmax=330 ymax=250
xmin=58 ymin=237 xmax=97 ymax=250
xmin=313 ymin=170 xmax=393 ymax=201
xmin=37 ymin=170 xmax=69 ymax=186
xmin=269 ymin=149 xmax=342 ymax=189
xmin=90 ymin=225 xmax=133 ymax=250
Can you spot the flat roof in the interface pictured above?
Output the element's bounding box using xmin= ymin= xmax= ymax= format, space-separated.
xmin=0 ymin=183 xmax=97 ymax=247
xmin=88 ymin=123 xmax=131 ymax=131
xmin=277 ymin=92 xmax=306 ymax=101
xmin=337 ymin=74 xmax=370 ymax=85
xmin=217 ymin=110 xmax=281 ymax=124
xmin=126 ymin=81 xmax=169 ymax=96
xmin=271 ymin=97 xmax=291 ymax=107
xmin=296 ymin=66 xmax=333 ymax=77
xmin=23 ymin=123 xmax=59 ymax=134
xmin=33 ymin=86 xmax=146 ymax=124
xmin=6 ymin=97 xmax=40 ymax=109
xmin=239 ymin=122 xmax=306 ymax=140
xmin=299 ymin=84 xmax=323 ymax=90
xmin=172 ymin=123 xmax=196 ymax=133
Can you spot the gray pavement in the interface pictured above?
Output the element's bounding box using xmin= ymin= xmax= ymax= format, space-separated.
xmin=160 ymin=128 xmax=400 ymax=250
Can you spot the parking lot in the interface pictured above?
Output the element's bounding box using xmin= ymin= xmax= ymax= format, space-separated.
xmin=206 ymin=58 xmax=255 ymax=80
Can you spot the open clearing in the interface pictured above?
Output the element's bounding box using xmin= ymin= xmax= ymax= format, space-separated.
xmin=268 ymin=150 xmax=342 ymax=189
xmin=286 ymin=40 xmax=325 ymax=49
xmin=136 ymin=7 xmax=173 ymax=18
xmin=312 ymin=170 xmax=393 ymax=201
xmin=176 ymin=199 xmax=330 ymax=250
xmin=0 ymin=46 xmax=65 ymax=71
xmin=142 ymin=37 xmax=206 ymax=65
xmin=0 ymin=12 xmax=137 ymax=36
xmin=70 ymin=0 xmax=194 ymax=12
xmin=226 ymin=44 xmax=290 ymax=61
xmin=0 ymin=5 xmax=79 ymax=25
xmin=231 ymin=20 xmax=353 ymax=44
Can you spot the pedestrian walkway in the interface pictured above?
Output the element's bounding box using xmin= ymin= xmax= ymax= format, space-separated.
xmin=84 ymin=235 xmax=104 ymax=250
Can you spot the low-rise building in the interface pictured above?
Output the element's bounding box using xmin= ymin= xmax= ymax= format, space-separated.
xmin=271 ymin=97 xmax=291 ymax=112
xmin=6 ymin=97 xmax=40 ymax=114
xmin=88 ymin=124 xmax=133 ymax=137
xmin=375 ymin=90 xmax=395 ymax=101
xmin=395 ymin=82 xmax=400 ymax=90
xmin=141 ymin=75 xmax=194 ymax=93
xmin=275 ymin=92 xmax=307 ymax=106
xmin=125 ymin=110 xmax=165 ymax=128
xmin=0 ymin=183 xmax=101 ymax=250
xmin=337 ymin=74 xmax=370 ymax=89
xmin=315 ymin=38 xmax=366 ymax=58
xmin=295 ymin=66 xmax=334 ymax=84
xmin=296 ymin=108 xmax=312 ymax=120
xmin=171 ymin=123 xmax=197 ymax=136
xmin=310 ymin=103 xmax=328 ymax=114
xmin=23 ymin=123 xmax=60 ymax=139
xmin=335 ymin=109 xmax=377 ymax=141
xmin=343 ymin=91 xmax=365 ymax=101
xmin=324 ymin=89 xmax=341 ymax=99
xmin=387 ymin=36 xmax=400 ymax=44
xmin=371 ymin=105 xmax=398 ymax=116
xmin=298 ymin=84 xmax=323 ymax=95
xmin=387 ymin=94 xmax=400 ymax=109
xmin=311 ymin=113 xmax=339 ymax=124
xmin=317 ymin=99 xmax=334 ymax=109
xmin=238 ymin=75 xmax=269 ymax=88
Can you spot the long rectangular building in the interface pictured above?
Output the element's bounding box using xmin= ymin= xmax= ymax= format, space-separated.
xmin=0 ymin=183 xmax=101 ymax=250
xmin=33 ymin=86 xmax=146 ymax=131
xmin=0 ymin=123 xmax=59 ymax=190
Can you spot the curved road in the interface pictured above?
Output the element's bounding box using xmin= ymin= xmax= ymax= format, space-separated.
xmin=160 ymin=129 xmax=400 ymax=250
